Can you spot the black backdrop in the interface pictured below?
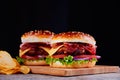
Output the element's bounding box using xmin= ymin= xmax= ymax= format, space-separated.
xmin=0 ymin=1 xmax=119 ymax=66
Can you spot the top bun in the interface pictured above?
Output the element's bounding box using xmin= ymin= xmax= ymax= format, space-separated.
xmin=51 ymin=31 xmax=96 ymax=46
xmin=21 ymin=30 xmax=54 ymax=43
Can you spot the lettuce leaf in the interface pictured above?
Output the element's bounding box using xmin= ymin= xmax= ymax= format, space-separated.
xmin=46 ymin=55 xmax=98 ymax=65
xmin=16 ymin=56 xmax=25 ymax=64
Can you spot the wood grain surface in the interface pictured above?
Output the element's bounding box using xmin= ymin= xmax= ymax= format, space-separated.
xmin=28 ymin=65 xmax=120 ymax=76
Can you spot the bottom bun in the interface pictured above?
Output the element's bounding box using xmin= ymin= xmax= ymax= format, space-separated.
xmin=24 ymin=60 xmax=48 ymax=66
xmin=50 ymin=61 xmax=96 ymax=68
xmin=73 ymin=61 xmax=96 ymax=68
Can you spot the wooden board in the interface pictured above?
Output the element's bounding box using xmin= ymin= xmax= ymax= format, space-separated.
xmin=28 ymin=65 xmax=120 ymax=76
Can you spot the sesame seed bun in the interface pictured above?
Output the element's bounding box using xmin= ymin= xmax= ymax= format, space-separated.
xmin=24 ymin=60 xmax=48 ymax=66
xmin=21 ymin=30 xmax=54 ymax=43
xmin=51 ymin=31 xmax=96 ymax=46
xmin=50 ymin=60 xmax=96 ymax=68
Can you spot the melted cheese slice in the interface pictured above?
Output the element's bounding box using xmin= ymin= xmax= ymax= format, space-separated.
xmin=39 ymin=47 xmax=51 ymax=53
xmin=19 ymin=45 xmax=64 ymax=57
xmin=19 ymin=48 xmax=31 ymax=57
xmin=40 ymin=45 xmax=63 ymax=56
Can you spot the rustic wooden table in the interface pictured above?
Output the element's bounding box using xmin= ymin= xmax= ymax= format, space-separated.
xmin=0 ymin=72 xmax=120 ymax=80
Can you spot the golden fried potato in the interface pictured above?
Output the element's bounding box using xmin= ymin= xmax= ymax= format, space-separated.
xmin=20 ymin=65 xmax=30 ymax=74
xmin=0 ymin=59 xmax=30 ymax=75
xmin=13 ymin=58 xmax=21 ymax=67
xmin=0 ymin=51 xmax=16 ymax=69
xmin=0 ymin=50 xmax=30 ymax=74
xmin=0 ymin=67 xmax=20 ymax=75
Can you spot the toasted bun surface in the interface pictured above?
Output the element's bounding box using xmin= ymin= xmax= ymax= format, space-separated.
xmin=24 ymin=60 xmax=48 ymax=66
xmin=21 ymin=30 xmax=54 ymax=43
xmin=50 ymin=61 xmax=96 ymax=68
xmin=51 ymin=31 xmax=96 ymax=46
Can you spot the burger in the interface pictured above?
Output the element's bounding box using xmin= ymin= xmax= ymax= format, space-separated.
xmin=19 ymin=30 xmax=54 ymax=65
xmin=46 ymin=31 xmax=101 ymax=68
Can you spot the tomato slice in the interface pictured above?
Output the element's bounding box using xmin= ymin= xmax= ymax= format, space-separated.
xmin=74 ymin=55 xmax=97 ymax=59
xmin=21 ymin=55 xmax=46 ymax=60
xmin=52 ymin=54 xmax=67 ymax=58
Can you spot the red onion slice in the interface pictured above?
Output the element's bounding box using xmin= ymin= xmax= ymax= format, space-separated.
xmin=96 ymin=55 xmax=101 ymax=59
xmin=73 ymin=55 xmax=101 ymax=60
xmin=74 ymin=57 xmax=90 ymax=60
xmin=38 ymin=55 xmax=46 ymax=58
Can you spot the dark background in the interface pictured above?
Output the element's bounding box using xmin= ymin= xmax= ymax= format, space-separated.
xmin=0 ymin=1 xmax=119 ymax=66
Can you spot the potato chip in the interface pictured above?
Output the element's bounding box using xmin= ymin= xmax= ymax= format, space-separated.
xmin=0 ymin=67 xmax=19 ymax=75
xmin=20 ymin=65 xmax=30 ymax=74
xmin=13 ymin=58 xmax=21 ymax=67
xmin=0 ymin=51 xmax=16 ymax=69
xmin=0 ymin=50 xmax=30 ymax=74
